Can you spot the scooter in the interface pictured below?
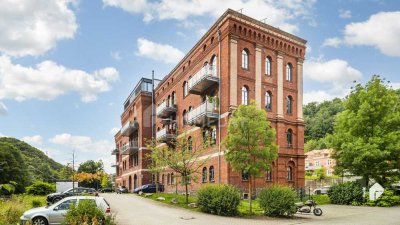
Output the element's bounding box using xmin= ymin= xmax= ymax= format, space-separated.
xmin=295 ymin=199 xmax=323 ymax=216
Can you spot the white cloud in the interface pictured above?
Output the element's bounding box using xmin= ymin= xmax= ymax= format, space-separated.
xmin=339 ymin=9 xmax=352 ymax=19
xmin=49 ymin=133 xmax=114 ymax=154
xmin=322 ymin=37 xmax=342 ymax=48
xmin=0 ymin=102 xmax=8 ymax=116
xmin=136 ymin=38 xmax=184 ymax=64
xmin=390 ymin=82 xmax=400 ymax=90
xmin=110 ymin=51 xmax=122 ymax=60
xmin=0 ymin=56 xmax=119 ymax=103
xmin=22 ymin=135 xmax=43 ymax=145
xmin=343 ymin=11 xmax=400 ymax=57
xmin=109 ymin=127 xmax=120 ymax=135
xmin=103 ymin=0 xmax=316 ymax=33
xmin=0 ymin=0 xmax=77 ymax=57
xmin=304 ymin=58 xmax=362 ymax=103
xmin=0 ymin=133 xmax=6 ymax=137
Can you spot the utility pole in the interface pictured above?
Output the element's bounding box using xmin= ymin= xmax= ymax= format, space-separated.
xmin=151 ymin=70 xmax=155 ymax=139
xmin=72 ymin=149 xmax=75 ymax=191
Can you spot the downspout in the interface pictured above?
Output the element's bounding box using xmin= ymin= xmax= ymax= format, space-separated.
xmin=218 ymin=28 xmax=222 ymax=184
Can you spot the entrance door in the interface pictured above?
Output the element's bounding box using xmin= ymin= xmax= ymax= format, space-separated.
xmin=134 ymin=174 xmax=138 ymax=189
xmin=129 ymin=176 xmax=132 ymax=191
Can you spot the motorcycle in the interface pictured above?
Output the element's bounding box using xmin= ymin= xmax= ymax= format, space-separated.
xmin=295 ymin=199 xmax=323 ymax=216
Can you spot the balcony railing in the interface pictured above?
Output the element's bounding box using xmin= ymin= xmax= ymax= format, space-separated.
xmin=121 ymin=121 xmax=139 ymax=136
xmin=111 ymin=148 xmax=119 ymax=155
xmin=156 ymin=101 xmax=177 ymax=118
xmin=111 ymin=162 xmax=120 ymax=167
xmin=156 ymin=128 xmax=177 ymax=142
xmin=188 ymin=65 xmax=219 ymax=95
xmin=120 ymin=140 xmax=139 ymax=155
xmin=187 ymin=101 xmax=219 ymax=127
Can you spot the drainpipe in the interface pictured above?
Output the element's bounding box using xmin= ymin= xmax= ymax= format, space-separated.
xmin=217 ymin=28 xmax=222 ymax=184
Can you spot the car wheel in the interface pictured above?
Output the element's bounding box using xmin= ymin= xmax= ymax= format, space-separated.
xmin=32 ymin=216 xmax=48 ymax=225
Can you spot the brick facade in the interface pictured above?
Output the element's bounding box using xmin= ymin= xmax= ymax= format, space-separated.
xmin=113 ymin=9 xmax=306 ymax=195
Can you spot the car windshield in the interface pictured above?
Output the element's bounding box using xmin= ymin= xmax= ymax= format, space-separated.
xmin=62 ymin=188 xmax=73 ymax=194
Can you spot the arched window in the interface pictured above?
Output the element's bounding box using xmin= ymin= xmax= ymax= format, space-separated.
xmin=183 ymin=81 xmax=188 ymax=97
xmin=187 ymin=136 xmax=192 ymax=152
xmin=287 ymin=129 xmax=293 ymax=148
xmin=167 ymin=174 xmax=170 ymax=185
xmin=171 ymin=173 xmax=175 ymax=184
xmin=266 ymin=169 xmax=273 ymax=181
xmin=210 ymin=55 xmax=216 ymax=75
xmin=286 ymin=96 xmax=293 ymax=114
xmin=211 ymin=127 xmax=217 ymax=145
xmin=287 ymin=166 xmax=293 ymax=181
xmin=242 ymin=171 xmax=249 ymax=181
xmin=202 ymin=167 xmax=207 ymax=183
xmin=162 ymin=174 xmax=165 ymax=184
xmin=265 ymin=91 xmax=272 ymax=111
xmin=171 ymin=91 xmax=176 ymax=105
xmin=167 ymin=95 xmax=171 ymax=107
xmin=183 ymin=110 xmax=187 ymax=125
xmin=209 ymin=166 xmax=215 ymax=182
xmin=241 ymin=86 xmax=249 ymax=105
xmin=265 ymin=57 xmax=271 ymax=75
xmin=286 ymin=63 xmax=292 ymax=81
xmin=241 ymin=49 xmax=249 ymax=69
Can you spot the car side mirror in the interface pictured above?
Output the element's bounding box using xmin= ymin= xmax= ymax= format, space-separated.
xmin=54 ymin=207 xmax=59 ymax=211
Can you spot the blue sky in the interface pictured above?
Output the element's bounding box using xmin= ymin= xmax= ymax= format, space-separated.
xmin=0 ymin=0 xmax=399 ymax=173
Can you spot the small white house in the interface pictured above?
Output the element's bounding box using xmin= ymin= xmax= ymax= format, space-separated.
xmin=369 ymin=183 xmax=384 ymax=201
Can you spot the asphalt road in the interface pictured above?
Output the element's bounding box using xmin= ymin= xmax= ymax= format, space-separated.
xmin=101 ymin=193 xmax=400 ymax=225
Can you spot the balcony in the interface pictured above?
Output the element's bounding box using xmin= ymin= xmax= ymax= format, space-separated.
xmin=160 ymin=118 xmax=175 ymax=125
xmin=121 ymin=121 xmax=139 ymax=136
xmin=188 ymin=65 xmax=219 ymax=95
xmin=156 ymin=101 xmax=177 ymax=118
xmin=187 ymin=101 xmax=219 ymax=127
xmin=120 ymin=141 xmax=139 ymax=155
xmin=111 ymin=148 xmax=119 ymax=155
xmin=156 ymin=128 xmax=177 ymax=142
xmin=111 ymin=162 xmax=120 ymax=167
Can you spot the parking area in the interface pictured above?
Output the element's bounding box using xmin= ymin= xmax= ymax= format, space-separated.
xmin=101 ymin=193 xmax=400 ymax=225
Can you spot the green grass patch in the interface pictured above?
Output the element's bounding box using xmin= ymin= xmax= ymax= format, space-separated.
xmin=0 ymin=194 xmax=46 ymax=225
xmin=237 ymin=199 xmax=264 ymax=216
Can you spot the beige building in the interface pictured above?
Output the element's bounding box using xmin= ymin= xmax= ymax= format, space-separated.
xmin=305 ymin=149 xmax=335 ymax=176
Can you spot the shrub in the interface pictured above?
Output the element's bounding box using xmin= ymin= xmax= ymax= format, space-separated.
xmin=0 ymin=195 xmax=46 ymax=225
xmin=197 ymin=185 xmax=241 ymax=216
xmin=311 ymin=194 xmax=331 ymax=205
xmin=259 ymin=186 xmax=297 ymax=217
xmin=64 ymin=199 xmax=116 ymax=225
xmin=367 ymin=190 xmax=400 ymax=207
xmin=327 ymin=182 xmax=364 ymax=205
xmin=0 ymin=182 xmax=16 ymax=196
xmin=25 ymin=181 xmax=55 ymax=195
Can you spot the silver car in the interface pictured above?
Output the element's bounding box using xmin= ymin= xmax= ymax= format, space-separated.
xmin=20 ymin=196 xmax=110 ymax=225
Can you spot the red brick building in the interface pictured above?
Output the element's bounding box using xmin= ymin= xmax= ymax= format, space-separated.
xmin=113 ymin=9 xmax=306 ymax=195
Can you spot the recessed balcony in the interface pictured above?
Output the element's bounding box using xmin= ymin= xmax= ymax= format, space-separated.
xmin=156 ymin=101 xmax=177 ymax=118
xmin=111 ymin=148 xmax=119 ymax=155
xmin=121 ymin=121 xmax=139 ymax=137
xmin=188 ymin=65 xmax=219 ymax=95
xmin=156 ymin=128 xmax=177 ymax=142
xmin=120 ymin=141 xmax=139 ymax=155
xmin=187 ymin=101 xmax=219 ymax=127
xmin=160 ymin=118 xmax=175 ymax=125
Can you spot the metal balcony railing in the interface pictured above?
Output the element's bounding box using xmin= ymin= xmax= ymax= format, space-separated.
xmin=187 ymin=101 xmax=219 ymax=126
xmin=111 ymin=148 xmax=119 ymax=155
xmin=156 ymin=101 xmax=177 ymax=118
xmin=156 ymin=128 xmax=177 ymax=142
xmin=121 ymin=121 xmax=139 ymax=136
xmin=120 ymin=140 xmax=139 ymax=155
xmin=188 ymin=65 xmax=219 ymax=94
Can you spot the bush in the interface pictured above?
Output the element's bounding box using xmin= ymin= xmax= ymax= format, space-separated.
xmin=197 ymin=185 xmax=241 ymax=216
xmin=0 ymin=195 xmax=46 ymax=225
xmin=25 ymin=181 xmax=55 ymax=195
xmin=311 ymin=194 xmax=331 ymax=205
xmin=327 ymin=182 xmax=364 ymax=205
xmin=259 ymin=186 xmax=297 ymax=217
xmin=367 ymin=190 xmax=400 ymax=207
xmin=64 ymin=199 xmax=116 ymax=225
xmin=0 ymin=182 xmax=16 ymax=196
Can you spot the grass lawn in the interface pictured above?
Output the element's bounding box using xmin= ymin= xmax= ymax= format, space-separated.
xmin=0 ymin=194 xmax=46 ymax=225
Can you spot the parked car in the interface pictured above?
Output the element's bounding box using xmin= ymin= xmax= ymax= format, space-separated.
xmin=391 ymin=183 xmax=400 ymax=195
xmin=116 ymin=186 xmax=128 ymax=194
xmin=20 ymin=196 xmax=110 ymax=225
xmin=313 ymin=186 xmax=330 ymax=195
xmin=99 ymin=188 xmax=114 ymax=193
xmin=46 ymin=187 xmax=96 ymax=204
xmin=133 ymin=183 xmax=164 ymax=194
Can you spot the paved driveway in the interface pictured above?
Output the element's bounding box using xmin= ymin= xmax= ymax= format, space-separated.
xmin=101 ymin=193 xmax=400 ymax=225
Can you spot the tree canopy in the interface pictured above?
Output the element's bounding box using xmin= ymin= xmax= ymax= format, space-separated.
xmin=332 ymin=75 xmax=400 ymax=187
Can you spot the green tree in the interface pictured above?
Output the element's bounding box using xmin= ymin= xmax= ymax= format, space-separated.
xmin=59 ymin=164 xmax=74 ymax=180
xmin=146 ymin=139 xmax=168 ymax=194
xmin=78 ymin=160 xmax=104 ymax=189
xmin=333 ymin=75 xmax=400 ymax=188
xmin=223 ymin=103 xmax=278 ymax=213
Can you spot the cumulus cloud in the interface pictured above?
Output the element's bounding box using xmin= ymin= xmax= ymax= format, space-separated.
xmin=322 ymin=37 xmax=342 ymax=48
xmin=22 ymin=135 xmax=43 ymax=145
xmin=339 ymin=9 xmax=352 ymax=19
xmin=303 ymin=58 xmax=362 ymax=103
xmin=136 ymin=38 xmax=184 ymax=64
xmin=0 ymin=56 xmax=119 ymax=103
xmin=49 ymin=133 xmax=114 ymax=154
xmin=103 ymin=0 xmax=316 ymax=33
xmin=0 ymin=0 xmax=77 ymax=57
xmin=0 ymin=102 xmax=8 ymax=116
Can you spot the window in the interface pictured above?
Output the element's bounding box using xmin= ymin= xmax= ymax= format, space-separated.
xmin=162 ymin=174 xmax=165 ymax=184
xmin=241 ymin=49 xmax=249 ymax=69
xmin=209 ymin=166 xmax=215 ymax=182
xmin=210 ymin=55 xmax=216 ymax=72
xmin=242 ymin=171 xmax=249 ymax=181
xmin=56 ymin=199 xmax=77 ymax=211
xmin=241 ymin=86 xmax=249 ymax=105
xmin=265 ymin=57 xmax=271 ymax=75
xmin=171 ymin=173 xmax=175 ymax=184
xmin=287 ymin=129 xmax=293 ymax=148
xmin=211 ymin=128 xmax=217 ymax=145
xmin=315 ymin=161 xmax=320 ymax=167
xmin=187 ymin=137 xmax=192 ymax=152
xmin=202 ymin=167 xmax=207 ymax=183
xmin=171 ymin=91 xmax=176 ymax=105
xmin=287 ymin=166 xmax=293 ymax=181
xmin=327 ymin=160 xmax=332 ymax=165
xmin=286 ymin=63 xmax=292 ymax=81
xmin=183 ymin=81 xmax=188 ymax=97
xmin=286 ymin=96 xmax=293 ymax=114
xmin=266 ymin=169 xmax=272 ymax=181
xmin=183 ymin=110 xmax=187 ymax=125
xmin=203 ymin=130 xmax=209 ymax=144
xmin=265 ymin=91 xmax=272 ymax=111
xmin=167 ymin=174 xmax=170 ymax=185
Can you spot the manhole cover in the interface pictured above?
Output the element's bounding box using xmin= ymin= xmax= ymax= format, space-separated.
xmin=180 ymin=216 xmax=195 ymax=220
